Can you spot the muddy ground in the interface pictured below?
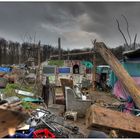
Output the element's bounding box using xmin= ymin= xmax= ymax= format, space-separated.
xmin=53 ymin=87 xmax=121 ymax=137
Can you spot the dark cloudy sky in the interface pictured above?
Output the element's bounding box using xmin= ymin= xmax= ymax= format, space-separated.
xmin=0 ymin=2 xmax=139 ymax=49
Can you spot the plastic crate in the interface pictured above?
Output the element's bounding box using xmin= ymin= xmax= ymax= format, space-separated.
xmin=33 ymin=129 xmax=55 ymax=138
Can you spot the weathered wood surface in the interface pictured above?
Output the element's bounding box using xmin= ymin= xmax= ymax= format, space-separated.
xmin=60 ymin=78 xmax=73 ymax=95
xmin=0 ymin=108 xmax=28 ymax=138
xmin=86 ymin=105 xmax=140 ymax=137
xmin=92 ymin=53 xmax=96 ymax=91
xmin=94 ymin=42 xmax=140 ymax=108
xmin=0 ymin=101 xmax=22 ymax=110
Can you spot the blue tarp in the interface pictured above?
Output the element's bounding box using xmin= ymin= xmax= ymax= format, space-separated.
xmin=0 ymin=67 xmax=11 ymax=73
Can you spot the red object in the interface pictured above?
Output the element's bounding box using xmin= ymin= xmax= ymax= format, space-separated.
xmin=33 ymin=129 xmax=56 ymax=138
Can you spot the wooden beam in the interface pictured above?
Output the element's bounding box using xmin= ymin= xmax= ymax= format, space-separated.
xmin=35 ymin=41 xmax=42 ymax=96
xmin=0 ymin=108 xmax=28 ymax=138
xmin=0 ymin=101 xmax=22 ymax=110
xmin=92 ymin=53 xmax=96 ymax=91
xmin=50 ymin=51 xmax=94 ymax=58
xmin=86 ymin=105 xmax=140 ymax=137
xmin=94 ymin=42 xmax=140 ymax=108
xmin=58 ymin=37 xmax=61 ymax=60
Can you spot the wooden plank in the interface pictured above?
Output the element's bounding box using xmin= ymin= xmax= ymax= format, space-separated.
xmin=0 ymin=108 xmax=28 ymax=138
xmin=92 ymin=53 xmax=96 ymax=91
xmin=0 ymin=101 xmax=22 ymax=113
xmin=86 ymin=105 xmax=140 ymax=137
xmin=0 ymin=101 xmax=22 ymax=110
xmin=50 ymin=51 xmax=94 ymax=58
xmin=94 ymin=42 xmax=140 ymax=108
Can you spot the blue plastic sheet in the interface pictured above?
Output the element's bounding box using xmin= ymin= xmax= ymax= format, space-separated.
xmin=0 ymin=67 xmax=11 ymax=73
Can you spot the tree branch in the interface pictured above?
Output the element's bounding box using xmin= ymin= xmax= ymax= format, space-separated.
xmin=121 ymin=15 xmax=132 ymax=47
xmin=116 ymin=18 xmax=129 ymax=47
xmin=133 ymin=33 xmax=137 ymax=50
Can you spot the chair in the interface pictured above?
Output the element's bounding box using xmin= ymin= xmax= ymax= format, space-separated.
xmin=65 ymin=86 xmax=92 ymax=117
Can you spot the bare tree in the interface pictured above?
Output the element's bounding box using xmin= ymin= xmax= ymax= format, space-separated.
xmin=121 ymin=15 xmax=132 ymax=47
xmin=116 ymin=15 xmax=138 ymax=50
xmin=116 ymin=18 xmax=129 ymax=48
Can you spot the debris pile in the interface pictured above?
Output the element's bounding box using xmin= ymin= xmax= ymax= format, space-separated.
xmin=1 ymin=41 xmax=140 ymax=138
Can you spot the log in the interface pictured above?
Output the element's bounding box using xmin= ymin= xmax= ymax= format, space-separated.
xmin=0 ymin=108 xmax=28 ymax=138
xmin=94 ymin=42 xmax=140 ymax=108
xmin=86 ymin=105 xmax=140 ymax=137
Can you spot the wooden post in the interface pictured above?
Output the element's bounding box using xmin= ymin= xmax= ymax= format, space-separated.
xmin=94 ymin=42 xmax=140 ymax=108
xmin=58 ymin=37 xmax=61 ymax=60
xmin=37 ymin=41 xmax=41 ymax=84
xmin=34 ymin=41 xmax=41 ymax=96
xmin=93 ymin=53 xmax=96 ymax=91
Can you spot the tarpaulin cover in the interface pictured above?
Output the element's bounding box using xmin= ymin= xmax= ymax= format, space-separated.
xmin=109 ymin=61 xmax=140 ymax=87
xmin=113 ymin=77 xmax=139 ymax=113
xmin=0 ymin=67 xmax=11 ymax=73
xmin=109 ymin=61 xmax=140 ymax=112
xmin=113 ymin=77 xmax=140 ymax=99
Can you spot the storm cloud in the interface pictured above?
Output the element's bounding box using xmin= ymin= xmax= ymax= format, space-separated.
xmin=0 ymin=2 xmax=139 ymax=49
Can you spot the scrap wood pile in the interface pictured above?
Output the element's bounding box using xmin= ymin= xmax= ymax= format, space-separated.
xmin=0 ymin=100 xmax=84 ymax=138
xmin=2 ymin=40 xmax=140 ymax=138
xmin=0 ymin=66 xmax=85 ymax=138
